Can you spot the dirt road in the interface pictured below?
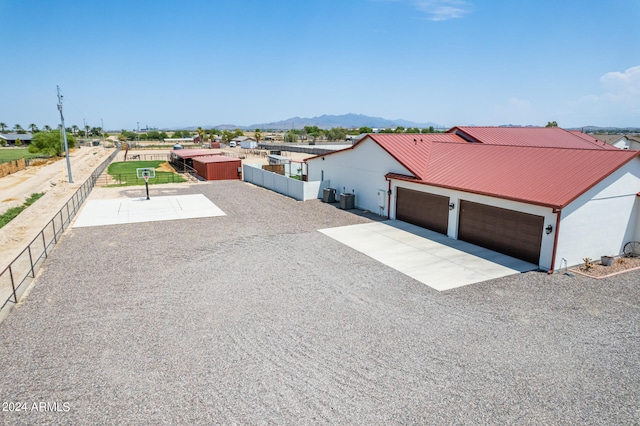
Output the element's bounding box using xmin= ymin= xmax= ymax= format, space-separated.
xmin=0 ymin=146 xmax=114 ymax=268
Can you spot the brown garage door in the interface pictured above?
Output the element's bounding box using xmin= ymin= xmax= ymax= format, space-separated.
xmin=396 ymin=188 xmax=449 ymax=235
xmin=458 ymin=200 xmax=543 ymax=265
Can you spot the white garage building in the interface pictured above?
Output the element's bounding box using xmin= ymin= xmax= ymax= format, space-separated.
xmin=306 ymin=129 xmax=640 ymax=271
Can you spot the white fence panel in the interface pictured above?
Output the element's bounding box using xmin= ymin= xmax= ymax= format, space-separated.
xmin=243 ymin=164 xmax=329 ymax=201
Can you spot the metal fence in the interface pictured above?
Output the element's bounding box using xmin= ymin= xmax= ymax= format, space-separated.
xmin=93 ymin=172 xmax=187 ymax=186
xmin=0 ymin=148 xmax=120 ymax=313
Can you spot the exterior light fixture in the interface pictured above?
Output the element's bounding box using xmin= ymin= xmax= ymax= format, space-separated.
xmin=546 ymin=225 xmax=553 ymax=234
xmin=449 ymin=202 xmax=455 ymax=210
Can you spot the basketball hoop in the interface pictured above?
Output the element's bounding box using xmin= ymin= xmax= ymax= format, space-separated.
xmin=136 ymin=168 xmax=155 ymax=200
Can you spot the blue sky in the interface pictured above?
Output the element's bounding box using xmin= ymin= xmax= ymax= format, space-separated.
xmin=1 ymin=0 xmax=638 ymax=130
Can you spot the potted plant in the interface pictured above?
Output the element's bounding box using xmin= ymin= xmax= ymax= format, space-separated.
xmin=601 ymin=255 xmax=614 ymax=266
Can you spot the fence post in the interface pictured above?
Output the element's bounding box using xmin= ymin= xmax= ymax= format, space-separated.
xmin=52 ymin=220 xmax=57 ymax=244
xmin=8 ymin=265 xmax=17 ymax=303
xmin=42 ymin=231 xmax=48 ymax=258
xmin=28 ymin=246 xmax=35 ymax=278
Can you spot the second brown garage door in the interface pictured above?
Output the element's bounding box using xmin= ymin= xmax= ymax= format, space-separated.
xmin=396 ymin=188 xmax=449 ymax=235
xmin=458 ymin=200 xmax=543 ymax=265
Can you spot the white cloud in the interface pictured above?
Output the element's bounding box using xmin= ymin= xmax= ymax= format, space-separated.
xmin=573 ymin=65 xmax=640 ymax=124
xmin=599 ymin=65 xmax=640 ymax=98
xmin=375 ymin=0 xmax=472 ymax=21
xmin=413 ymin=0 xmax=472 ymax=21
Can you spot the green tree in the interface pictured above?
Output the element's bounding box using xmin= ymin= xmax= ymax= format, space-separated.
xmin=545 ymin=121 xmax=559 ymax=128
xmin=304 ymin=125 xmax=323 ymax=141
xmin=15 ymin=138 xmax=22 ymax=146
xmin=0 ymin=122 xmax=7 ymax=132
xmin=358 ymin=126 xmax=373 ymax=134
xmin=119 ymin=130 xmax=137 ymax=141
xmin=71 ymin=125 xmax=78 ymax=135
xmin=43 ymin=125 xmax=52 ymax=132
xmin=221 ymin=130 xmax=234 ymax=144
xmin=254 ymin=129 xmax=262 ymax=143
xmin=380 ymin=128 xmax=394 ymax=133
xmin=284 ymin=131 xmax=298 ymax=143
xmin=172 ymin=130 xmax=193 ymax=138
xmin=324 ymin=127 xmax=348 ymax=141
xmin=196 ymin=126 xmax=205 ymax=142
xmin=28 ymin=130 xmax=76 ymax=157
xmin=146 ymin=130 xmax=162 ymax=140
xmin=28 ymin=123 xmax=38 ymax=133
xmin=0 ymin=138 xmax=5 ymax=147
xmin=394 ymin=126 xmax=405 ymax=133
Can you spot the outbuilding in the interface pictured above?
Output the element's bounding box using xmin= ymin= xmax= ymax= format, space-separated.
xmin=0 ymin=133 xmax=33 ymax=146
xmin=192 ymin=156 xmax=242 ymax=181
xmin=306 ymin=129 xmax=640 ymax=271
xmin=169 ymin=149 xmax=222 ymax=171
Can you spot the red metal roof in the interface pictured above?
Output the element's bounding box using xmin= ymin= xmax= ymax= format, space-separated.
xmin=568 ymin=130 xmax=607 ymax=145
xmin=363 ymin=133 xmax=467 ymax=177
xmin=387 ymin=143 xmax=639 ymax=208
xmin=192 ymin=155 xmax=241 ymax=164
xmin=450 ymin=127 xmax=616 ymax=150
xmin=170 ymin=149 xmax=223 ymax=159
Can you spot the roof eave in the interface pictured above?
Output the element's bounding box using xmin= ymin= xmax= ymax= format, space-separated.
xmin=386 ymin=173 xmax=562 ymax=210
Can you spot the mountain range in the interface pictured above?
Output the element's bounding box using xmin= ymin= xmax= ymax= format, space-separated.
xmin=178 ymin=114 xmax=639 ymax=133
xmin=197 ymin=113 xmax=441 ymax=131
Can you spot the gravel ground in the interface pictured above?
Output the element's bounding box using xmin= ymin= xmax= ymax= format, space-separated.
xmin=0 ymin=180 xmax=638 ymax=424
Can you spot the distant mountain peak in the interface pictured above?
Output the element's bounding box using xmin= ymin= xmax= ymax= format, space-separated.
xmin=237 ymin=113 xmax=440 ymax=131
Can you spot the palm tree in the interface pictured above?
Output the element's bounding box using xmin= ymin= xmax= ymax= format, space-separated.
xmin=43 ymin=125 xmax=52 ymax=132
xmin=0 ymin=122 xmax=7 ymax=132
xmin=28 ymin=123 xmax=38 ymax=133
xmin=14 ymin=124 xmax=23 ymax=132
xmin=72 ymin=125 xmax=78 ymax=135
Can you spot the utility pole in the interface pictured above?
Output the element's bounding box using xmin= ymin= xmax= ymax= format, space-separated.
xmin=137 ymin=121 xmax=140 ymax=146
xmin=57 ymin=86 xmax=73 ymax=183
xmin=101 ymin=118 xmax=104 ymax=145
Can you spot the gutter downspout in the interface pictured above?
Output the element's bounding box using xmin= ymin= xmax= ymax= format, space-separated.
xmin=386 ymin=178 xmax=391 ymax=220
xmin=547 ymin=208 xmax=562 ymax=274
xmin=303 ymin=159 xmax=308 ymax=182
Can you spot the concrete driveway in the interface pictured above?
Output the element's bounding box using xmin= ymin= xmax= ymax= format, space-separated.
xmin=319 ymin=220 xmax=538 ymax=291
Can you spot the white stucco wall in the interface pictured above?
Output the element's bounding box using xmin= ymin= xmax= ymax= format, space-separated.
xmin=389 ymin=179 xmax=557 ymax=269
xmin=306 ymin=138 xmax=411 ymax=216
xmin=612 ymin=138 xmax=630 ymax=150
xmin=555 ymin=158 xmax=640 ymax=268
